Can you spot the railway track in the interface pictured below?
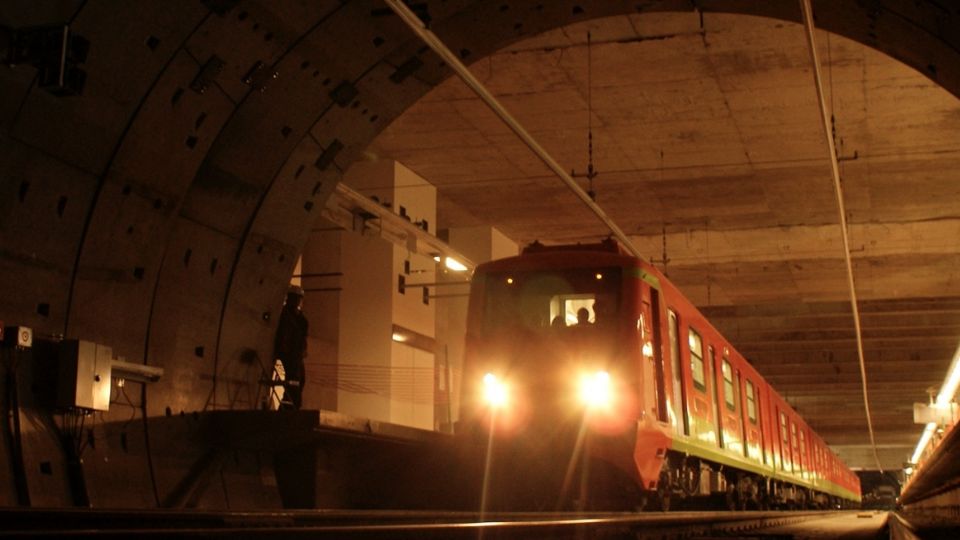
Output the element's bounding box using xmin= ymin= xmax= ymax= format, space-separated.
xmin=0 ymin=508 xmax=855 ymax=538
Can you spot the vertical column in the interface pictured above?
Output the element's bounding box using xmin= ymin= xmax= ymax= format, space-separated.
xmin=388 ymin=162 xmax=436 ymax=430
xmin=437 ymin=226 xmax=517 ymax=431
xmin=300 ymin=160 xmax=444 ymax=429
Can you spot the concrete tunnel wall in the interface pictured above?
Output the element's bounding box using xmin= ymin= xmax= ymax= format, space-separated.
xmin=0 ymin=0 xmax=958 ymax=509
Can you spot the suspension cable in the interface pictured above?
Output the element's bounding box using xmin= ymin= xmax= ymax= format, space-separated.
xmin=383 ymin=0 xmax=642 ymax=259
xmin=799 ymin=0 xmax=883 ymax=472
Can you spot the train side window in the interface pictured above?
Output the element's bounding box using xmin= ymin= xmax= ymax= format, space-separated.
xmin=721 ymin=358 xmax=736 ymax=410
xmin=745 ymin=379 xmax=757 ymax=423
xmin=688 ymin=329 xmax=706 ymax=392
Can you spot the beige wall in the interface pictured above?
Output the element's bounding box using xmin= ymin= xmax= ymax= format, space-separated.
xmin=336 ymin=232 xmax=394 ymax=421
xmin=299 ymin=161 xmax=519 ymax=430
xmin=390 ymin=162 xmax=436 ymax=339
xmin=438 ymin=226 xmax=518 ymax=428
xmin=300 ymin=160 xmax=442 ymax=428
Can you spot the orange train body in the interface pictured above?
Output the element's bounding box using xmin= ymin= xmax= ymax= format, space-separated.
xmin=458 ymin=240 xmax=860 ymax=509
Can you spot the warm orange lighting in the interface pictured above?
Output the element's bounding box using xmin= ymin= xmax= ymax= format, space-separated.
xmin=444 ymin=257 xmax=468 ymax=272
xmin=579 ymin=371 xmax=612 ymax=409
xmin=483 ymin=373 xmax=509 ymax=408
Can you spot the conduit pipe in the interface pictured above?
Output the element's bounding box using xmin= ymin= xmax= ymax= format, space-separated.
xmin=799 ymin=0 xmax=883 ymax=472
xmin=383 ymin=0 xmax=644 ymax=260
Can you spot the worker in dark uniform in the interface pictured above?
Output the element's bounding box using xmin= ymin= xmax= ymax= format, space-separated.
xmin=274 ymin=284 xmax=308 ymax=410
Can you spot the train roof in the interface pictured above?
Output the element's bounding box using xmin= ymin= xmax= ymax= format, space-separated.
xmin=477 ymin=238 xmax=640 ymax=273
xmin=520 ymin=238 xmax=628 ymax=256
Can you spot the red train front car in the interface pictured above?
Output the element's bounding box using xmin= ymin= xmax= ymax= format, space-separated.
xmin=457 ymin=240 xmax=860 ymax=511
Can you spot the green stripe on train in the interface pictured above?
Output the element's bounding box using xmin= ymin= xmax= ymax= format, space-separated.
xmin=668 ymin=436 xmax=859 ymax=502
xmin=628 ymin=266 xmax=660 ymax=289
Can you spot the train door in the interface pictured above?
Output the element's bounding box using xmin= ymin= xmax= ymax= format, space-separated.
xmin=720 ymin=356 xmax=741 ymax=454
xmin=709 ymin=346 xmax=723 ymax=448
xmin=741 ymin=377 xmax=762 ymax=462
xmin=667 ymin=310 xmax=688 ymax=435
xmin=737 ymin=372 xmax=748 ymax=458
xmin=648 ymin=290 xmax=668 ymax=423
xmin=778 ymin=410 xmax=790 ymax=473
xmin=798 ymin=429 xmax=807 ymax=479
xmin=757 ymin=387 xmax=770 ymax=466
xmin=790 ymin=421 xmax=799 ymax=475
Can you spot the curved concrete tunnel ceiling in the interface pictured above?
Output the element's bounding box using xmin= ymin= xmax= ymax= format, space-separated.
xmin=365 ymin=9 xmax=960 ymax=469
xmin=0 ymin=0 xmax=958 ymax=473
xmin=364 ymin=8 xmax=960 ymax=470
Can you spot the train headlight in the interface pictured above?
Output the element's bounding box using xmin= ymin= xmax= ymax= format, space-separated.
xmin=579 ymin=371 xmax=612 ymax=409
xmin=482 ymin=372 xmax=509 ymax=408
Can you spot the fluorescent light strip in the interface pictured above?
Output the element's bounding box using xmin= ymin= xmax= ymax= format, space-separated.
xmin=910 ymin=342 xmax=960 ymax=465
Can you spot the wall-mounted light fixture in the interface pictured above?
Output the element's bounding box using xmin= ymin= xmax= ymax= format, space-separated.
xmin=909 ymin=342 xmax=960 ymax=466
xmin=433 ymin=255 xmax=467 ymax=272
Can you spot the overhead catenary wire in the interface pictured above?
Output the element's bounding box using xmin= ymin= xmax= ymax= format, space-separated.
xmin=584 ymin=30 xmax=596 ymax=199
xmin=383 ymin=0 xmax=644 ymax=260
xmin=799 ymin=0 xmax=883 ymax=473
xmin=388 ymin=0 xmax=880 ymax=471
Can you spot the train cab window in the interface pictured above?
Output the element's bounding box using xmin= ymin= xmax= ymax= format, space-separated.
xmin=745 ymin=380 xmax=757 ymax=423
xmin=481 ymin=268 xmax=621 ymax=332
xmin=721 ymin=358 xmax=736 ymax=411
xmin=688 ymin=329 xmax=706 ymax=392
xmin=555 ymin=295 xmax=595 ymax=326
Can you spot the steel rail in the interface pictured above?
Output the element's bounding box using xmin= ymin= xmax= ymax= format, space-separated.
xmin=0 ymin=508 xmax=840 ymax=538
xmin=382 ymin=0 xmax=644 ymax=260
xmin=799 ymin=0 xmax=883 ymax=472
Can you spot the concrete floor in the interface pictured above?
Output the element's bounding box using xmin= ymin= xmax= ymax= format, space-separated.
xmin=748 ymin=510 xmax=888 ymax=539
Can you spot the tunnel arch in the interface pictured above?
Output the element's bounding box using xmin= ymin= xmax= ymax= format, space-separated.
xmin=0 ymin=0 xmax=957 ymax=415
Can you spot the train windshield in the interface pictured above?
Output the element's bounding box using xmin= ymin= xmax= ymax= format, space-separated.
xmin=481 ymin=267 xmax=622 ymax=334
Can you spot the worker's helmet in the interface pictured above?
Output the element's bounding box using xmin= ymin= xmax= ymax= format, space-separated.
xmin=287 ymin=284 xmax=305 ymax=297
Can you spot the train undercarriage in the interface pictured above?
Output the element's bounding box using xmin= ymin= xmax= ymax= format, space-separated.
xmin=645 ymin=453 xmax=844 ymax=511
xmin=583 ymin=452 xmax=852 ymax=512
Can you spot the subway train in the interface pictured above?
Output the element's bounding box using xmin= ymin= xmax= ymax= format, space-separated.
xmin=456 ymin=239 xmax=860 ymax=511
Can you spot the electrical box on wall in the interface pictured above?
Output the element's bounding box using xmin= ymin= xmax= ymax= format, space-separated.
xmin=2 ymin=325 xmax=33 ymax=348
xmin=58 ymin=340 xmax=112 ymax=411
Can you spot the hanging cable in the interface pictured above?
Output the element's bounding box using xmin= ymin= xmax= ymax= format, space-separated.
xmin=799 ymin=0 xmax=883 ymax=472
xmin=384 ymin=0 xmax=642 ymax=259
xmin=572 ymin=31 xmax=598 ymax=199
xmin=585 ymin=31 xmax=596 ymax=200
